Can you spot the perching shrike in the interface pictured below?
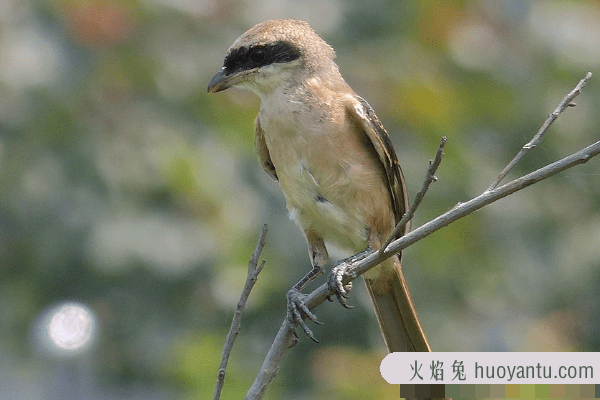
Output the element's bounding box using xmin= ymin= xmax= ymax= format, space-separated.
xmin=208 ymin=19 xmax=430 ymax=352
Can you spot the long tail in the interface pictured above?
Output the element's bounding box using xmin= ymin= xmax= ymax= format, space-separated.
xmin=363 ymin=256 xmax=430 ymax=352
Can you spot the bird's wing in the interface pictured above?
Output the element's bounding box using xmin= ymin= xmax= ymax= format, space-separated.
xmin=254 ymin=116 xmax=278 ymax=181
xmin=347 ymin=97 xmax=429 ymax=353
xmin=345 ymin=96 xmax=410 ymax=235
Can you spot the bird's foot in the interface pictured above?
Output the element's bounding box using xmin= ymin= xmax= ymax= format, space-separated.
xmin=326 ymin=248 xmax=371 ymax=308
xmin=326 ymin=261 xmax=354 ymax=308
xmin=286 ymin=287 xmax=322 ymax=343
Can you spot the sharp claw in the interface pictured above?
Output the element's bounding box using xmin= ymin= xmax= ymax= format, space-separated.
xmin=303 ymin=308 xmax=320 ymax=324
xmin=334 ymin=288 xmax=353 ymax=309
xmin=339 ymin=303 xmax=352 ymax=310
xmin=294 ymin=308 xmax=319 ymax=342
xmin=302 ymin=322 xmax=320 ymax=343
xmin=286 ymin=288 xmax=322 ymax=342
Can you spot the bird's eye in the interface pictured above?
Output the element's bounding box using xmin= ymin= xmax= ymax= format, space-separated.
xmin=249 ymin=49 xmax=266 ymax=64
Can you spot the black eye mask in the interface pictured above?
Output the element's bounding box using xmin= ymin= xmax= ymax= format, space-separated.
xmin=223 ymin=41 xmax=301 ymax=75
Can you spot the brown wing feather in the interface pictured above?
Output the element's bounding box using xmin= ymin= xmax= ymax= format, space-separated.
xmin=347 ymin=97 xmax=430 ymax=353
xmin=346 ymin=96 xmax=410 ymax=237
xmin=254 ymin=116 xmax=278 ymax=181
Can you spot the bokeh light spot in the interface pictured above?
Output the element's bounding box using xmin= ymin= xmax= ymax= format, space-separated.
xmin=36 ymin=302 xmax=97 ymax=356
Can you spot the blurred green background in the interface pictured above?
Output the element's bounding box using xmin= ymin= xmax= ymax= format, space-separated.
xmin=1 ymin=0 xmax=600 ymax=399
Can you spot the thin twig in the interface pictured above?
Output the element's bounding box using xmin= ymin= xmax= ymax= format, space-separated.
xmin=488 ymin=72 xmax=592 ymax=190
xmin=380 ymin=136 xmax=447 ymax=255
xmin=213 ymin=224 xmax=268 ymax=400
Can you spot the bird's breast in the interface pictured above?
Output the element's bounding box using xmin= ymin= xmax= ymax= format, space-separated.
xmin=259 ymin=99 xmax=391 ymax=252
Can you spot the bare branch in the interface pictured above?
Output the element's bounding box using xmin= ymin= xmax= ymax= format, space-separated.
xmin=213 ymin=224 xmax=268 ymax=400
xmin=380 ymin=136 xmax=447 ymax=255
xmin=244 ymin=319 xmax=299 ymax=400
xmin=488 ymin=72 xmax=592 ymax=190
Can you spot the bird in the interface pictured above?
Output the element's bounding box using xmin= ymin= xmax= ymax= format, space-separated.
xmin=207 ymin=19 xmax=430 ymax=352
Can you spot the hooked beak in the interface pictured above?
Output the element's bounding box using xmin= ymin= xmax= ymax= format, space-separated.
xmin=207 ymin=67 xmax=235 ymax=93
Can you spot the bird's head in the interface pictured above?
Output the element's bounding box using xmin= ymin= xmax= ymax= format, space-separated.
xmin=207 ymin=19 xmax=336 ymax=96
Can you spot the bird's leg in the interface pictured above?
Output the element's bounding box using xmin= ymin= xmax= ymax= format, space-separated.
xmin=286 ymin=230 xmax=328 ymax=342
xmin=327 ymin=247 xmax=372 ymax=308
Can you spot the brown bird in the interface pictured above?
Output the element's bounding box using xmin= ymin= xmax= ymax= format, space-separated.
xmin=208 ymin=19 xmax=430 ymax=352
